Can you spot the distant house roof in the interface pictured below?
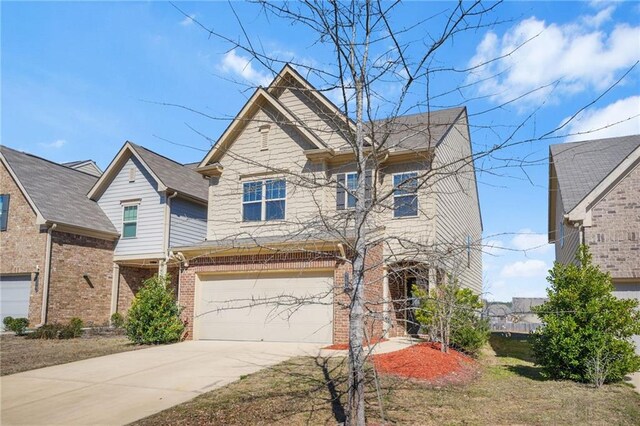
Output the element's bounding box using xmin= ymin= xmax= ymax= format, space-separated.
xmin=511 ymin=297 xmax=548 ymax=314
xmin=550 ymin=134 xmax=640 ymax=212
xmin=62 ymin=159 xmax=103 ymax=177
xmin=89 ymin=142 xmax=209 ymax=203
xmin=0 ymin=146 xmax=118 ymax=236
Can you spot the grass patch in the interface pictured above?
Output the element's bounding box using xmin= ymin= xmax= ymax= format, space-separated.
xmin=0 ymin=334 xmax=144 ymax=376
xmin=134 ymin=333 xmax=640 ymax=425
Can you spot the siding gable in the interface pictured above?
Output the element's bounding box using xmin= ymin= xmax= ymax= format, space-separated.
xmin=97 ymin=155 xmax=165 ymax=256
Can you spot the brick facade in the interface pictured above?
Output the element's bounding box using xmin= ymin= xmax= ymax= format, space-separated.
xmin=117 ymin=266 xmax=179 ymax=315
xmin=1 ymin=163 xmax=48 ymax=324
xmin=585 ymin=163 xmax=640 ymax=280
xmin=47 ymin=231 xmax=116 ymax=325
xmin=178 ymin=245 xmax=385 ymax=343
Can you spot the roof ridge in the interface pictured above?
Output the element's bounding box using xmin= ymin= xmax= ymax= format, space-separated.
xmin=551 ymin=134 xmax=640 ymax=148
xmin=127 ymin=141 xmax=193 ymax=167
xmin=369 ymin=106 xmax=465 ymax=123
xmin=1 ymin=145 xmax=99 ymax=179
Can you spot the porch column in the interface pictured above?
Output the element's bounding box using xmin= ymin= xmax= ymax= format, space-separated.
xmin=109 ymin=263 xmax=120 ymax=317
xmin=382 ymin=265 xmax=391 ymax=337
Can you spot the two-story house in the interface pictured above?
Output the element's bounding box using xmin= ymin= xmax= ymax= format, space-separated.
xmin=1 ymin=142 xmax=208 ymax=328
xmin=0 ymin=146 xmax=118 ymax=327
xmin=548 ymin=134 xmax=640 ymax=351
xmin=87 ymin=141 xmax=209 ymax=315
xmin=173 ymin=65 xmax=482 ymax=345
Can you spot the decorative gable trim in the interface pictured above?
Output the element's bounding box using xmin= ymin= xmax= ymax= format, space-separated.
xmin=88 ymin=141 xmax=167 ymax=201
xmin=197 ymin=87 xmax=327 ymax=169
xmin=566 ymin=144 xmax=640 ymax=225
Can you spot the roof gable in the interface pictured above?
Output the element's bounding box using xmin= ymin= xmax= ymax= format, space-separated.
xmin=89 ymin=142 xmax=209 ymax=203
xmin=550 ymin=134 xmax=640 ymax=212
xmin=197 ymin=87 xmax=327 ymax=167
xmin=0 ymin=146 xmax=117 ymax=236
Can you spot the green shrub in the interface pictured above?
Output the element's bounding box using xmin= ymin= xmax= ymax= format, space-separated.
xmin=3 ymin=316 xmax=29 ymax=336
xmin=414 ymin=279 xmax=489 ymax=355
xmin=27 ymin=318 xmax=84 ymax=340
xmin=531 ymin=245 xmax=640 ymax=384
xmin=110 ymin=312 xmax=125 ymax=328
xmin=125 ymin=274 xmax=184 ymax=344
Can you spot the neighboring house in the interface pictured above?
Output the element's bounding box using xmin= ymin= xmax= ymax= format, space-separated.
xmin=511 ymin=297 xmax=547 ymax=323
xmin=548 ymin=134 xmax=640 ymax=352
xmin=61 ymin=160 xmax=103 ymax=177
xmin=0 ymin=146 xmax=118 ymax=327
xmin=173 ymin=65 xmax=483 ymax=344
xmin=87 ymin=142 xmax=208 ymax=315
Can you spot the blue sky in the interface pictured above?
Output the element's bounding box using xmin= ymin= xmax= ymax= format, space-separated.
xmin=2 ymin=1 xmax=639 ymax=301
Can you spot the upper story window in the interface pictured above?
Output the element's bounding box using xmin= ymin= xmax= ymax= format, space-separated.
xmin=0 ymin=194 xmax=9 ymax=231
xmin=393 ymin=172 xmax=418 ymax=218
xmin=336 ymin=171 xmax=372 ymax=210
xmin=242 ymin=179 xmax=286 ymax=222
xmin=122 ymin=204 xmax=138 ymax=238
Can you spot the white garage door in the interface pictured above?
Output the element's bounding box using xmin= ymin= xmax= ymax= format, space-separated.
xmin=613 ymin=282 xmax=640 ymax=355
xmin=0 ymin=275 xmax=31 ymax=330
xmin=196 ymin=271 xmax=334 ymax=343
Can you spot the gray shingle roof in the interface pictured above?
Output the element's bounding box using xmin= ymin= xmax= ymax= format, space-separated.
xmin=129 ymin=143 xmax=208 ymax=202
xmin=1 ymin=146 xmax=118 ymax=235
xmin=550 ymin=135 xmax=640 ymax=212
xmin=367 ymin=107 xmax=465 ymax=151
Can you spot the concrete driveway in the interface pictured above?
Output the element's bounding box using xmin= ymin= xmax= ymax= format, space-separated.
xmin=1 ymin=340 xmax=323 ymax=425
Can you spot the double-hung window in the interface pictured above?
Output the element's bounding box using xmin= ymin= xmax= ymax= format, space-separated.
xmin=242 ymin=179 xmax=286 ymax=222
xmin=122 ymin=204 xmax=138 ymax=238
xmin=0 ymin=194 xmax=9 ymax=231
xmin=393 ymin=172 xmax=418 ymax=217
xmin=336 ymin=170 xmax=372 ymax=210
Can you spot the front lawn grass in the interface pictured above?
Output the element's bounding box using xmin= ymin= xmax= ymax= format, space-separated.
xmin=134 ymin=333 xmax=640 ymax=425
xmin=0 ymin=333 xmax=143 ymax=376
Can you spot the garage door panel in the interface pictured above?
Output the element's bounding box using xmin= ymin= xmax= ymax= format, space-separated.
xmin=0 ymin=275 xmax=31 ymax=330
xmin=613 ymin=282 xmax=640 ymax=355
xmin=196 ymin=272 xmax=334 ymax=343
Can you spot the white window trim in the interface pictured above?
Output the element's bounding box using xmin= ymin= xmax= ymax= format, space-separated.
xmin=241 ymin=179 xmax=287 ymax=222
xmin=121 ymin=201 xmax=140 ymax=239
xmin=559 ymin=222 xmax=564 ymax=248
xmin=344 ymin=171 xmax=358 ymax=209
xmin=392 ymin=171 xmax=419 ymax=219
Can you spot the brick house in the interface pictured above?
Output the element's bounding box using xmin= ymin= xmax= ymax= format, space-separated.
xmin=1 ymin=142 xmax=209 ymax=328
xmin=87 ymin=141 xmax=208 ymax=315
xmin=548 ymin=134 xmax=640 ymax=351
xmin=173 ymin=65 xmax=483 ymax=344
xmin=0 ymin=146 xmax=119 ymax=327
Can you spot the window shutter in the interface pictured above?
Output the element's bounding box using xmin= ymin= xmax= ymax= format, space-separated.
xmin=364 ymin=169 xmax=373 ymax=207
xmin=336 ymin=173 xmax=346 ymax=210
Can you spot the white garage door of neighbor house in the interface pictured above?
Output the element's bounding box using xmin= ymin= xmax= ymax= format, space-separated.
xmin=196 ymin=272 xmax=334 ymax=343
xmin=0 ymin=275 xmax=31 ymax=330
xmin=613 ymin=282 xmax=640 ymax=355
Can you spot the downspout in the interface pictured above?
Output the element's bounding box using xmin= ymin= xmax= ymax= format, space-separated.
xmin=161 ymin=191 xmax=178 ymax=275
xmin=38 ymin=223 xmax=56 ymax=326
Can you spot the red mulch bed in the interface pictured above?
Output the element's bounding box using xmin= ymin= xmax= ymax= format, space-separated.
xmin=323 ymin=338 xmax=388 ymax=350
xmin=372 ymin=342 xmax=478 ymax=384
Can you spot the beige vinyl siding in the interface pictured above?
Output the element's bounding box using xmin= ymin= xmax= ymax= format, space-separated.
xmin=206 ymin=106 xmax=328 ymax=241
xmin=277 ymin=86 xmax=350 ymax=150
xmin=432 ymin=115 xmax=482 ymax=294
xmin=97 ymin=156 xmax=165 ymax=256
xmin=554 ymin=188 xmax=580 ymax=265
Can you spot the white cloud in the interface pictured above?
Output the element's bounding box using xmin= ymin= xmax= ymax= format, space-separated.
xmin=484 ymin=239 xmax=506 ymax=256
xmin=511 ymin=229 xmax=552 ymax=254
xmin=467 ymin=10 xmax=639 ymax=106
xmin=500 ymin=259 xmax=549 ymax=279
xmin=219 ymin=50 xmax=272 ymax=87
xmin=39 ymin=139 xmax=66 ymax=149
xmin=562 ymin=96 xmax=640 ymax=142
xmin=179 ymin=14 xmax=196 ymax=27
